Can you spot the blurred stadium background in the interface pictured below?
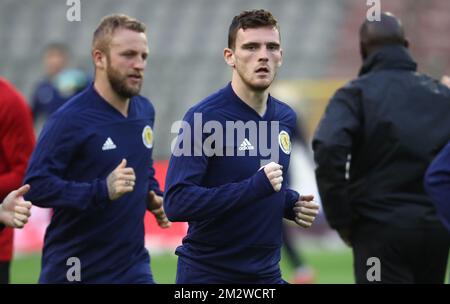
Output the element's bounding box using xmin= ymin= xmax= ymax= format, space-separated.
xmin=1 ymin=0 xmax=449 ymax=283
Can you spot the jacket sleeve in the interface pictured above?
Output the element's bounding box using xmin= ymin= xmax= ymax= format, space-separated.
xmin=145 ymin=102 xmax=163 ymax=197
xmin=424 ymin=140 xmax=450 ymax=232
xmin=312 ymin=84 xmax=362 ymax=230
xmin=164 ymin=110 xmax=275 ymax=222
xmin=147 ymin=157 xmax=163 ymax=197
xmin=284 ymin=189 xmax=300 ymax=220
xmin=146 ymin=123 xmax=163 ymax=197
xmin=0 ymin=92 xmax=35 ymax=200
xmin=24 ymin=113 xmax=111 ymax=211
xmin=282 ymin=110 xmax=301 ymax=221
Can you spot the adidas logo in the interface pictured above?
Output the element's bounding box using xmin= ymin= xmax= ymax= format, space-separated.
xmin=102 ymin=137 xmax=117 ymax=151
xmin=238 ymin=138 xmax=255 ymax=151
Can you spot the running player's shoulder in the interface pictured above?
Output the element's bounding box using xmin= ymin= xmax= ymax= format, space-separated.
xmin=187 ymin=87 xmax=228 ymax=119
xmin=192 ymin=88 xmax=227 ymax=113
xmin=133 ymin=94 xmax=155 ymax=115
xmin=53 ymin=88 xmax=89 ymax=116
xmin=46 ymin=88 xmax=93 ymax=128
xmin=271 ymin=96 xmax=297 ymax=123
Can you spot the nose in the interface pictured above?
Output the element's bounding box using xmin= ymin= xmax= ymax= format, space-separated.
xmin=257 ymin=47 xmax=269 ymax=62
xmin=133 ymin=57 xmax=146 ymax=70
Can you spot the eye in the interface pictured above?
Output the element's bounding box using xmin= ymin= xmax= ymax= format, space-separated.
xmin=243 ymin=44 xmax=258 ymax=51
xmin=267 ymin=44 xmax=280 ymax=51
xmin=122 ymin=52 xmax=135 ymax=58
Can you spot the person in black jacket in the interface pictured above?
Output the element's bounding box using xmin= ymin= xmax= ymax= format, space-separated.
xmin=313 ymin=12 xmax=450 ymax=283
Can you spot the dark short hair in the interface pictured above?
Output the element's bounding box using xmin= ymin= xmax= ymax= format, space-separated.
xmin=228 ymin=9 xmax=280 ymax=49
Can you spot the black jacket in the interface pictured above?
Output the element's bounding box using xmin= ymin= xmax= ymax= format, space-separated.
xmin=313 ymin=45 xmax=450 ymax=230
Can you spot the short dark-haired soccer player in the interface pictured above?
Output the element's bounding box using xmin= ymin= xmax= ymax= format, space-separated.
xmin=24 ymin=14 xmax=170 ymax=283
xmin=164 ymin=10 xmax=319 ymax=284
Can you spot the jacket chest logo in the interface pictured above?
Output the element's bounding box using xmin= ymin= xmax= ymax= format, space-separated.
xmin=102 ymin=137 xmax=117 ymax=151
xmin=279 ymin=131 xmax=291 ymax=154
xmin=142 ymin=125 xmax=153 ymax=149
xmin=238 ymin=138 xmax=255 ymax=151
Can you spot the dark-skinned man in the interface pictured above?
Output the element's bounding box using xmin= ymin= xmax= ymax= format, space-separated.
xmin=313 ymin=12 xmax=450 ymax=283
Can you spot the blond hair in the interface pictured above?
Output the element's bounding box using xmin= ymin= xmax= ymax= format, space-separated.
xmin=92 ymin=14 xmax=146 ymax=54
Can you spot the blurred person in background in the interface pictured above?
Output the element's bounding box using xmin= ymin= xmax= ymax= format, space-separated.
xmin=31 ymin=43 xmax=89 ymax=133
xmin=0 ymin=78 xmax=35 ymax=283
xmin=282 ymin=222 xmax=315 ymax=283
xmin=164 ymin=9 xmax=319 ymax=284
xmin=313 ymin=12 xmax=450 ymax=283
xmin=284 ymin=116 xmax=316 ymax=284
xmin=24 ymin=14 xmax=169 ymax=284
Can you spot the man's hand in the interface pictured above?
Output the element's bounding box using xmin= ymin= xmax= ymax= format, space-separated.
xmin=263 ymin=162 xmax=283 ymax=192
xmin=148 ymin=191 xmax=171 ymax=229
xmin=337 ymin=228 xmax=352 ymax=247
xmin=106 ymin=159 xmax=136 ymax=200
xmin=0 ymin=184 xmax=32 ymax=228
xmin=441 ymin=75 xmax=450 ymax=88
xmin=293 ymin=195 xmax=319 ymax=228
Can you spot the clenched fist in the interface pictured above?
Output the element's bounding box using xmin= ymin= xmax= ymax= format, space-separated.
xmin=293 ymin=195 xmax=319 ymax=228
xmin=107 ymin=159 xmax=136 ymax=200
xmin=148 ymin=191 xmax=171 ymax=229
xmin=263 ymin=162 xmax=283 ymax=192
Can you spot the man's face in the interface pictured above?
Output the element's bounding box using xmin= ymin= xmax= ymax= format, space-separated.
xmin=44 ymin=49 xmax=68 ymax=78
xmin=231 ymin=26 xmax=282 ymax=91
xmin=106 ymin=28 xmax=149 ymax=98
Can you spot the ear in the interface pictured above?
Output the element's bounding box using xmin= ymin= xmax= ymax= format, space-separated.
xmin=359 ymin=41 xmax=367 ymax=60
xmin=277 ymin=48 xmax=283 ymax=67
xmin=404 ymin=38 xmax=409 ymax=49
xmin=223 ymin=48 xmax=235 ymax=68
xmin=92 ymin=49 xmax=107 ymax=70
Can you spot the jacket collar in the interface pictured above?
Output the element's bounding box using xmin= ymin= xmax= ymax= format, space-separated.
xmin=358 ymin=45 xmax=417 ymax=76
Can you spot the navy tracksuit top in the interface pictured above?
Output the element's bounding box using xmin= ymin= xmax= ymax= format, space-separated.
xmin=164 ymin=83 xmax=300 ymax=282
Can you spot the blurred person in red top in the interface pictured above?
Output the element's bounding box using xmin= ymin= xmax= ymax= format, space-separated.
xmin=0 ymin=78 xmax=35 ymax=283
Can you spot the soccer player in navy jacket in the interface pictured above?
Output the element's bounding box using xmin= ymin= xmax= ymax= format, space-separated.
xmin=427 ymin=79 xmax=450 ymax=233
xmin=24 ymin=15 xmax=169 ymax=283
xmin=425 ymin=141 xmax=450 ymax=234
xmin=164 ymin=10 xmax=319 ymax=284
